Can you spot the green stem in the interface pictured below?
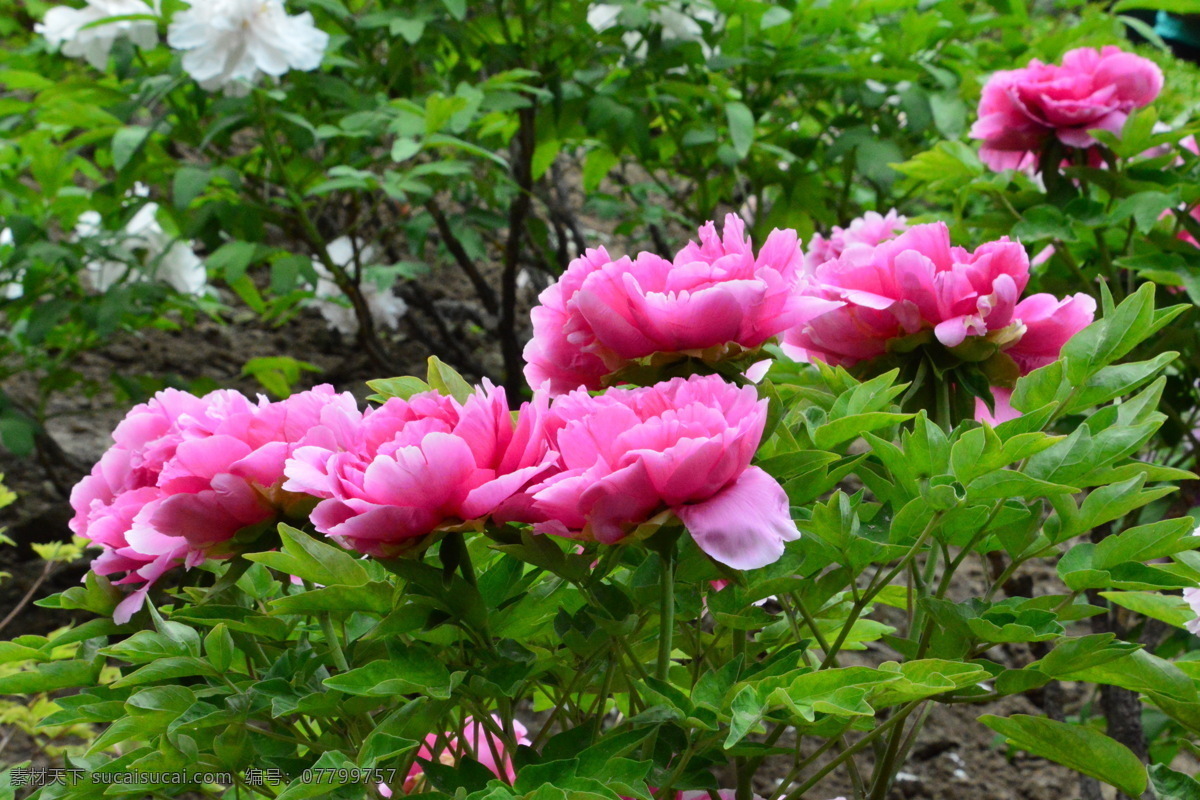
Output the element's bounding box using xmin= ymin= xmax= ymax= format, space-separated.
xmin=821 ymin=514 xmax=941 ymax=670
xmin=775 ymin=702 xmax=921 ymax=800
xmin=657 ymin=546 xmax=676 ymax=681
xmin=320 ymin=612 xmax=349 ymax=673
xmin=935 ymin=371 xmax=952 ymax=433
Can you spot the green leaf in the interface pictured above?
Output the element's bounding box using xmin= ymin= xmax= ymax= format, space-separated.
xmin=892 ymin=141 xmax=982 ymax=190
xmin=204 ymin=624 xmax=235 ymax=673
xmin=391 ymin=17 xmax=426 ymax=44
xmin=241 ymin=356 xmax=321 ymax=399
xmin=245 ymin=523 xmax=370 ymax=587
xmin=1150 ymin=763 xmax=1200 ymax=800
xmin=1061 ymin=282 xmax=1156 ymax=383
xmin=868 ymin=660 xmax=989 ymax=707
xmin=208 ymin=241 xmax=260 ymax=283
xmin=426 ymin=356 xmax=474 ymax=403
xmin=366 ymin=375 xmax=433 ymax=403
xmin=276 ymin=751 xmax=360 ymax=799
xmin=1011 ymin=360 xmax=1068 ymax=413
xmin=979 ymin=715 xmax=1147 ymax=797
xmin=725 ymin=102 xmax=756 ymax=160
xmin=0 ymin=641 xmax=48 ymax=665
xmin=1068 ymin=478 xmax=1178 ymax=541
xmin=111 ymin=656 xmax=219 ymax=687
xmin=1063 ymin=352 xmax=1177 ymax=413
xmin=1100 ymin=590 xmax=1196 ymax=629
xmin=323 ymin=651 xmax=455 ymax=699
xmin=112 ymin=125 xmax=151 ymax=171
xmin=1035 ymin=633 xmax=1140 ymax=676
xmin=765 ymin=667 xmax=897 ymax=724
xmin=724 ymin=684 xmax=765 ymax=747
xmin=1109 ymin=191 xmax=1180 ymax=233
xmin=583 ymin=147 xmax=620 ymax=193
xmin=1092 ymin=517 xmax=1197 ymax=570
xmin=173 ymin=166 xmax=211 ymax=209
xmin=812 ymin=412 xmax=912 ymax=450
xmin=1058 ymin=543 xmax=1196 ymax=591
xmin=392 ymin=137 xmax=421 ymax=162
xmin=441 ymin=0 xmax=467 ymax=19
xmin=1059 ymin=649 xmax=1196 ymax=702
xmin=0 ymin=659 xmax=102 ymax=693
xmin=965 ymin=470 xmax=1078 ymax=500
xmin=270 ymin=581 xmax=394 ymax=615
xmin=101 ymin=630 xmax=193 ymax=664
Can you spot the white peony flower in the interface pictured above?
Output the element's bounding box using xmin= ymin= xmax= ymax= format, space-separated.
xmin=123 ymin=203 xmax=208 ymax=295
xmin=1 ymin=228 xmax=22 ymax=301
xmin=75 ymin=199 xmax=208 ymax=296
xmin=36 ymin=0 xmax=159 ymax=71
xmin=310 ymin=237 xmax=407 ymax=336
xmin=588 ymin=1 xmax=721 ymax=58
xmin=1185 ymin=586 xmax=1200 ymax=635
xmin=167 ymin=0 xmax=329 ymax=96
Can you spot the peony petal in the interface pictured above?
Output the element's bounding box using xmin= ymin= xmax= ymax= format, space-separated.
xmin=675 ymin=467 xmax=798 ymax=570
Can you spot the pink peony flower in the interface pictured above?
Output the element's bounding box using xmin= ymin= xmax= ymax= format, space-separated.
xmin=974 ymin=388 xmax=1020 ymax=426
xmin=970 ymin=46 xmax=1163 ymax=172
xmin=69 ymin=386 xmax=357 ymax=623
xmin=1166 ymin=137 xmax=1200 ymax=248
xmin=282 ymin=382 xmax=556 ymax=558
xmin=379 ymin=716 xmax=529 ymax=796
xmin=1002 ymin=293 xmax=1098 ymax=375
xmin=524 ymin=374 xmax=799 ymax=570
xmin=523 ymin=214 xmax=840 ymax=395
xmin=782 ymin=222 xmax=1095 ymax=372
xmin=805 ymin=210 xmax=908 ymax=271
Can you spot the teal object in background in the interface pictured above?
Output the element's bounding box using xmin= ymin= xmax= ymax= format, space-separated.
xmin=1156 ymin=11 xmax=1200 ymax=51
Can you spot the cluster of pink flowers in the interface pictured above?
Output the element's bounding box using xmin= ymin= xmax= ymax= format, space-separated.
xmin=281 ymin=382 xmax=555 ymax=558
xmin=526 ymin=376 xmax=799 ymax=570
xmin=79 ymin=370 xmax=801 ymax=610
xmin=782 ymin=222 xmax=1095 ymax=370
xmin=72 ymin=207 xmax=1101 ymax=620
xmin=523 ymin=214 xmax=839 ymax=395
xmin=70 ymin=385 xmax=357 ymax=622
xmin=804 ymin=210 xmax=908 ymax=271
xmin=784 ymin=222 xmax=1095 ymax=423
xmin=970 ymin=46 xmax=1163 ymax=172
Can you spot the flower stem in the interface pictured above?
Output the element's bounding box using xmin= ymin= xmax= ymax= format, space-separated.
xmin=935 ymin=373 xmax=952 ymax=433
xmin=656 ymin=545 xmax=676 ymax=682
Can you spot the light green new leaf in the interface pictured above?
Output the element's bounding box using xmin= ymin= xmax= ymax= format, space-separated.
xmin=868 ymin=660 xmax=989 ymax=707
xmin=427 ymin=356 xmax=474 ymax=403
xmin=366 ymin=375 xmax=433 ymax=404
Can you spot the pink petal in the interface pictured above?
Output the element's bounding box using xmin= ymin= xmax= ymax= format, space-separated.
xmin=675 ymin=466 xmax=799 ymax=570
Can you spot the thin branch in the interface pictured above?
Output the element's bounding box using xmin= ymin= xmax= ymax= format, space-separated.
xmin=426 ymin=201 xmax=499 ymax=315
